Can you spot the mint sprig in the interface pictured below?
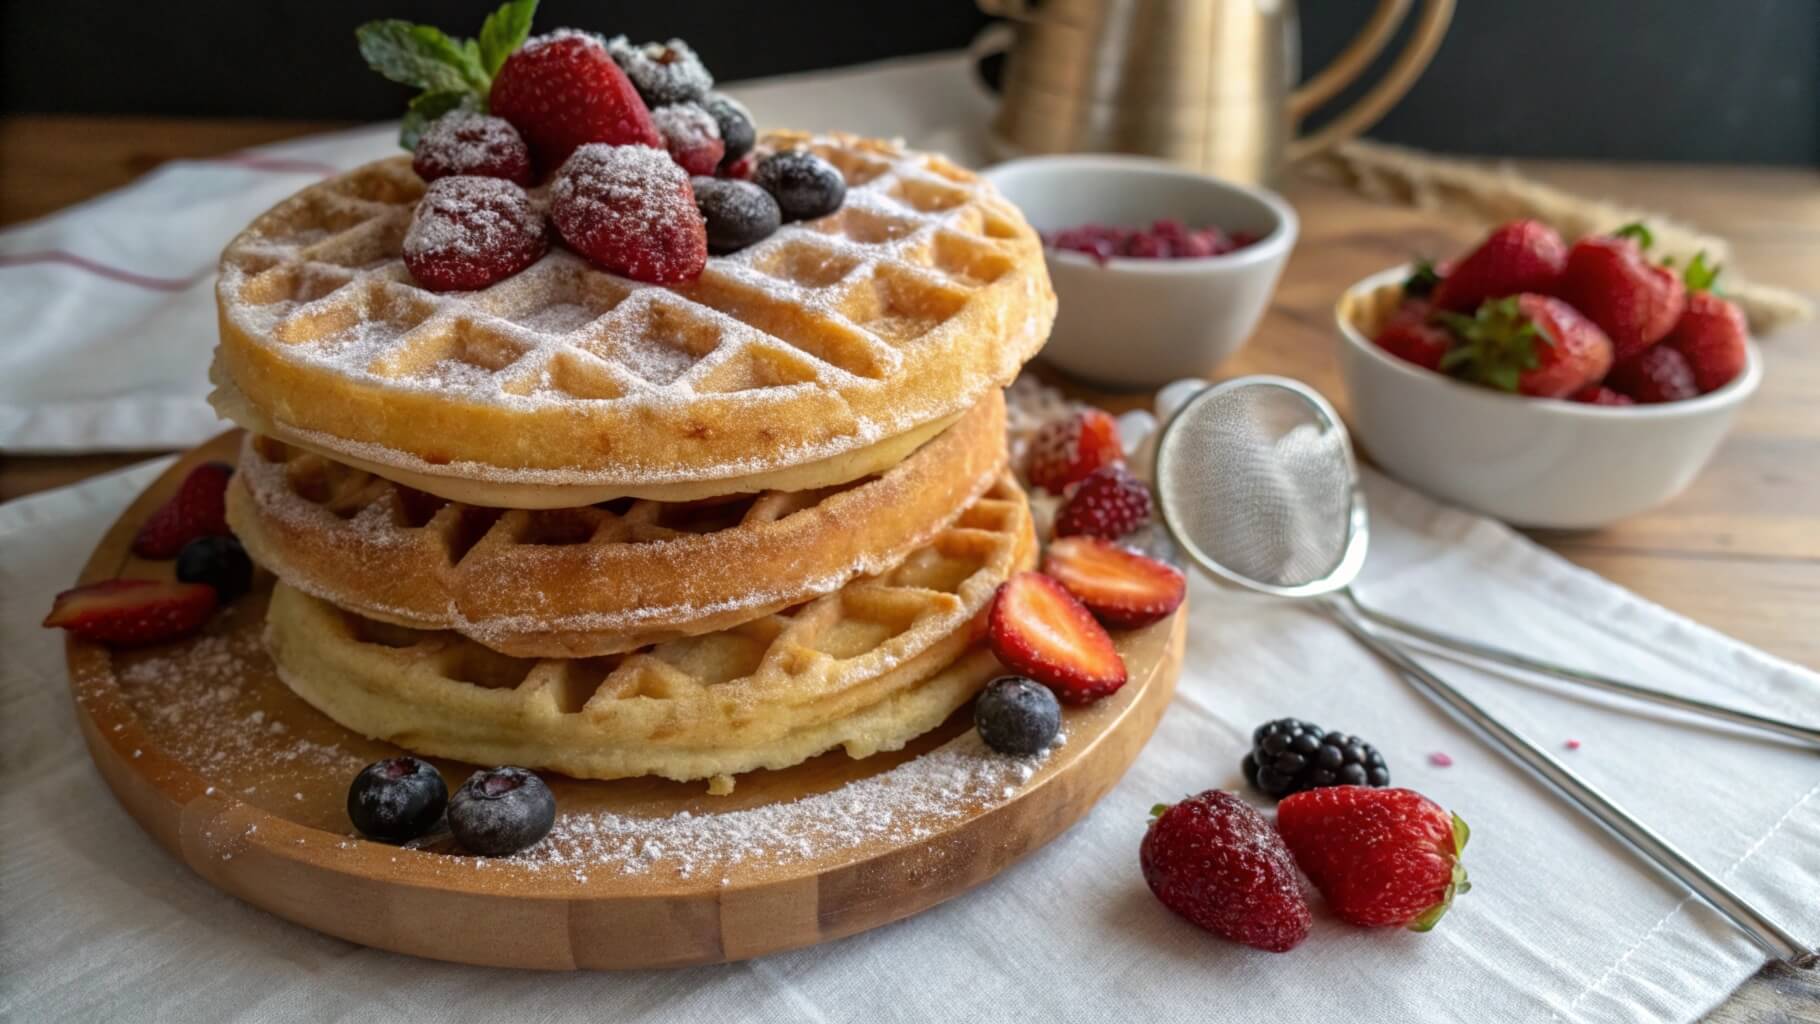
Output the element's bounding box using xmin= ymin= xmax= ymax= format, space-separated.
xmin=356 ymin=0 xmax=539 ymax=150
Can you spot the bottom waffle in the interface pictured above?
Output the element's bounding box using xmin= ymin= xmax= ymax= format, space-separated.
xmin=263 ymin=474 xmax=1035 ymax=788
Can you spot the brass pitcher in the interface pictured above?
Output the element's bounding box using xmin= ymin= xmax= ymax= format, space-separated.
xmin=978 ymin=0 xmax=1454 ymax=183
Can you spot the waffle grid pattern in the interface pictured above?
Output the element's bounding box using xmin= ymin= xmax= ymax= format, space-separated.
xmin=215 ymin=133 xmax=1054 ymax=487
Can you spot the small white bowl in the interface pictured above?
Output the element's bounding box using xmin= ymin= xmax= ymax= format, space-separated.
xmin=982 ymin=155 xmax=1297 ymax=389
xmin=1334 ymin=265 xmax=1762 ymax=529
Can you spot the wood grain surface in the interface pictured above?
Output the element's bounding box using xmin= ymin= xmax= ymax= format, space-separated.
xmin=65 ymin=431 xmax=1185 ymax=969
xmin=5 ymin=115 xmax=1815 ymax=1009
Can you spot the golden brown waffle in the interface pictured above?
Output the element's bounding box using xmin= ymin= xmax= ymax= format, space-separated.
xmin=228 ymin=394 xmax=1006 ymax=659
xmin=213 ymin=132 xmax=1055 ymax=507
xmin=263 ymin=474 xmax=1035 ymax=788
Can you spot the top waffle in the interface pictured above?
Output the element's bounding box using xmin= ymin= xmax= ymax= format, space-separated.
xmin=213 ymin=132 xmax=1055 ymax=506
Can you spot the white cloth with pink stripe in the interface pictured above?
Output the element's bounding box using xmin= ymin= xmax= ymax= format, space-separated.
xmin=2 ymin=54 xmax=1815 ymax=1024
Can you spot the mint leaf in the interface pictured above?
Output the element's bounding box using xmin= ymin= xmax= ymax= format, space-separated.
xmin=399 ymin=90 xmax=474 ymax=150
xmin=478 ymin=0 xmax=538 ymax=76
xmin=356 ymin=20 xmax=487 ymax=93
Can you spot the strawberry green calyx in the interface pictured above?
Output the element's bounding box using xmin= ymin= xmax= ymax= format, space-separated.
xmin=1403 ymin=259 xmax=1441 ymax=299
xmin=1149 ymin=803 xmax=1172 ymax=820
xmin=1438 ymin=296 xmax=1552 ymax=393
xmin=356 ymin=0 xmax=539 ymax=149
xmin=1681 ymin=251 xmax=1723 ymax=294
xmin=1612 ymin=221 xmax=1655 ymax=250
xmin=1407 ymin=812 xmax=1472 ymax=933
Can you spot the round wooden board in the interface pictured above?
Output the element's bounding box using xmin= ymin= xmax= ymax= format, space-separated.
xmin=65 ymin=431 xmax=1185 ymax=970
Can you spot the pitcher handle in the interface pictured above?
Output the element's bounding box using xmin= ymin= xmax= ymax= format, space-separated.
xmin=1285 ymin=0 xmax=1453 ymax=163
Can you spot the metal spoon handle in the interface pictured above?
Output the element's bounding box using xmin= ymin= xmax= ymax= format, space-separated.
xmin=1344 ymin=593 xmax=1820 ymax=749
xmin=1327 ymin=599 xmax=1816 ymax=966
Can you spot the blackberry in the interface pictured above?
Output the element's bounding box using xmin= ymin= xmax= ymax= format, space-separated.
xmin=1242 ymin=718 xmax=1389 ymax=800
xmin=606 ymin=36 xmax=713 ymax=107
xmin=974 ymin=675 xmax=1062 ymax=755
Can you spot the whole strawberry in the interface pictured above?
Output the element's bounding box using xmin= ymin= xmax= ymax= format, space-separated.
xmin=132 ymin=462 xmax=234 ymax=559
xmin=1608 ymin=343 xmax=1699 ymax=404
xmin=1053 ymin=464 xmax=1152 ymax=540
xmin=550 ymin=143 xmax=708 ymax=285
xmin=1665 ymin=290 xmax=1748 ymax=394
xmin=490 ymin=31 xmax=661 ymax=175
xmin=1277 ymin=786 xmax=1470 ymax=930
xmin=1431 ymin=220 xmax=1566 ymax=314
xmin=1440 ymin=294 xmax=1613 ymax=398
xmin=1140 ymin=790 xmax=1312 ymax=952
xmin=1373 ymin=299 xmax=1453 ymax=372
xmin=1556 ymin=225 xmax=1686 ymax=362
xmin=1025 ymin=408 xmax=1123 ymax=493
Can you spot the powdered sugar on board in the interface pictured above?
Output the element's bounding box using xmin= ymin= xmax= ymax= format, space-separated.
xmin=506 ymin=732 xmax=1066 ymax=882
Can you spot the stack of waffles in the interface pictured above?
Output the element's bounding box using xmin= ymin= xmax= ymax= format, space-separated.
xmin=209 ymin=132 xmax=1057 ymax=792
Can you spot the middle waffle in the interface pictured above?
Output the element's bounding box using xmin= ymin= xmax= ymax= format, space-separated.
xmin=228 ymin=392 xmax=1006 ymax=658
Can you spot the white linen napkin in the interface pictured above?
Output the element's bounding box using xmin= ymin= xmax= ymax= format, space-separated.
xmin=3 ymin=460 xmax=1813 ymax=1024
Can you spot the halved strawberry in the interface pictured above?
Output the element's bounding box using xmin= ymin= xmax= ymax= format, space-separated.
xmin=132 ymin=462 xmax=233 ymax=559
xmin=1041 ymin=536 xmax=1185 ymax=628
xmin=987 ymin=571 xmax=1127 ymax=704
xmin=43 ymin=579 xmax=218 ymax=648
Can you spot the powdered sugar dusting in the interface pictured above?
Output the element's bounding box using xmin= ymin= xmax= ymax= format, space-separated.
xmin=404 ymin=176 xmax=543 ymax=262
xmin=510 ymin=734 xmax=1062 ymax=879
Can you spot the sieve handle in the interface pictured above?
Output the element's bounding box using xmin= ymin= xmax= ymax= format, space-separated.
xmin=1326 ymin=599 xmax=1816 ymax=966
xmin=1343 ymin=592 xmax=1820 ymax=749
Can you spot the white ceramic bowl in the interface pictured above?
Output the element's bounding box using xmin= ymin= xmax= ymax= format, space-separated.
xmin=981 ymin=155 xmax=1297 ymax=389
xmin=1334 ymin=265 xmax=1762 ymax=529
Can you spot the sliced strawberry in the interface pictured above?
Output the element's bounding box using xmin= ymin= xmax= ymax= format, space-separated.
xmin=987 ymin=571 xmax=1127 ymax=704
xmin=132 ymin=462 xmax=233 ymax=559
xmin=43 ymin=579 xmax=218 ymax=648
xmin=1041 ymin=536 xmax=1185 ymax=628
xmin=1431 ymin=220 xmax=1566 ymax=314
xmin=550 ymin=143 xmax=707 ymax=285
xmin=489 ymin=31 xmax=661 ymax=176
xmin=1025 ymin=408 xmax=1123 ymax=494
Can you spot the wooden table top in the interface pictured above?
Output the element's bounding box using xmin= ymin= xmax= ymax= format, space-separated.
xmin=1 ymin=115 xmax=1814 ymax=1016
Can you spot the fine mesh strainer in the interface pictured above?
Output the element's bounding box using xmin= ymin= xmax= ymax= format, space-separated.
xmin=1153 ymin=375 xmax=1815 ymax=966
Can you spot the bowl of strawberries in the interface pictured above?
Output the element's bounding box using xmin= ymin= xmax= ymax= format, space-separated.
xmin=1334 ymin=220 xmax=1760 ymax=528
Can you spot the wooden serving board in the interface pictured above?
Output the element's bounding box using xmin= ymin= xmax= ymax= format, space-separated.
xmin=64 ymin=432 xmax=1186 ymax=970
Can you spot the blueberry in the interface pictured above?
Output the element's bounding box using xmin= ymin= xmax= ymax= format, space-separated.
xmin=176 ymin=535 xmax=253 ymax=601
xmin=700 ymin=93 xmax=755 ymax=169
xmin=974 ymin=675 xmax=1061 ymax=755
xmin=347 ymin=756 xmax=448 ymax=842
xmin=692 ymin=177 xmax=781 ymax=254
xmin=606 ymin=36 xmax=713 ymax=106
xmin=447 ymin=766 xmax=556 ymax=856
xmin=753 ymin=150 xmax=845 ymax=222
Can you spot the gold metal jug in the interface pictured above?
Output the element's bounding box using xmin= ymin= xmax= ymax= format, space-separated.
xmin=977 ymin=0 xmax=1454 ymax=183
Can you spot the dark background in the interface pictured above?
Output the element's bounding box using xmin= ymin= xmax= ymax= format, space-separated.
xmin=3 ymin=1 xmax=1815 ymax=164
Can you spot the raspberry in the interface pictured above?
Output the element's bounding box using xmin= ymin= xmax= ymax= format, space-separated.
xmin=1140 ymin=791 xmax=1311 ymax=952
xmin=132 ymin=461 xmax=233 ymax=559
xmin=489 ymin=31 xmax=660 ymax=175
xmin=1053 ymin=464 xmax=1151 ymax=540
xmin=1025 ymin=408 xmax=1123 ymax=493
xmin=550 ymin=144 xmax=706 ymax=285
xmin=411 ymin=112 xmax=532 ymax=185
xmin=1277 ymin=786 xmax=1471 ymax=931
xmin=606 ymin=36 xmax=714 ymax=107
xmin=403 ymin=176 xmax=547 ymax=292
xmin=652 ymin=103 xmax=724 ymax=176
